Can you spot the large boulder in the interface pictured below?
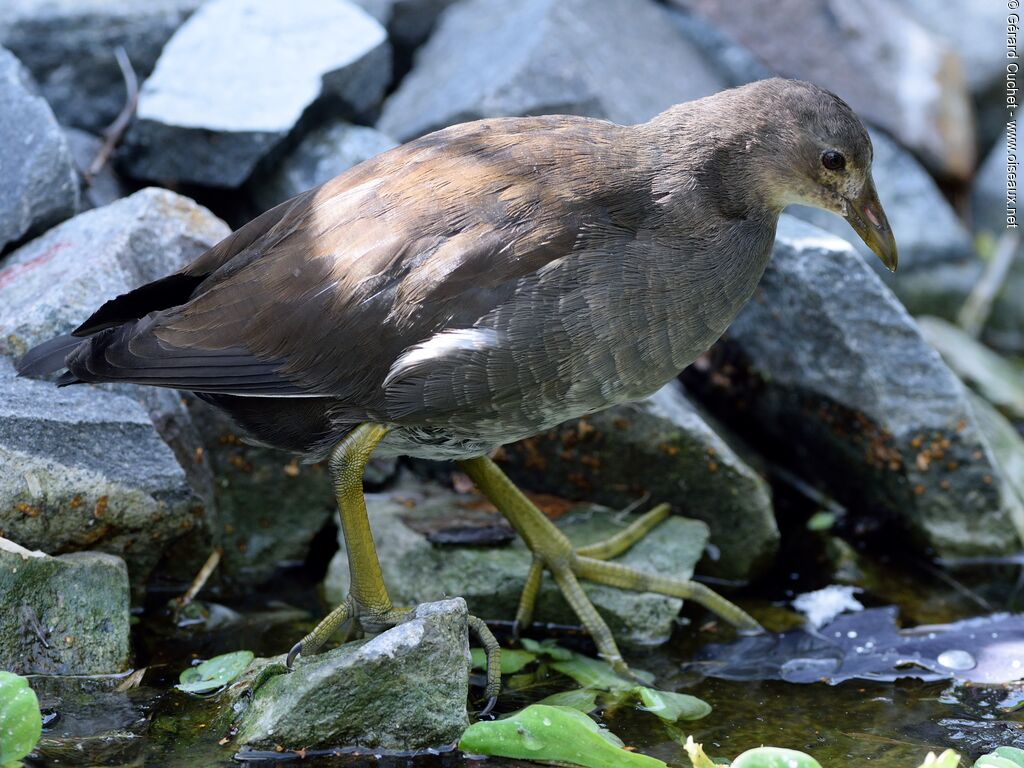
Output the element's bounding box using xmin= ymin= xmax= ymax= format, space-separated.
xmin=0 ymin=359 xmax=202 ymax=590
xmin=497 ymin=382 xmax=778 ymax=581
xmin=673 ymin=0 xmax=975 ymax=181
xmin=0 ymin=538 xmax=130 ymax=675
xmin=683 ymin=216 xmax=1023 ymax=559
xmin=325 ymin=476 xmax=712 ymax=648
xmin=0 ymin=0 xmax=203 ymax=132
xmin=120 ymin=0 xmax=390 ymax=187
xmin=0 ymin=47 xmax=78 ymax=252
xmin=378 ymin=0 xmax=725 ymax=141
xmin=233 ymin=599 xmax=471 ymax=751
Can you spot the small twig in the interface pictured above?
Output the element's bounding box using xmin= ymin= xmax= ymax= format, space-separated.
xmin=176 ymin=548 xmax=223 ymax=609
xmin=85 ymin=46 xmax=138 ymax=184
xmin=957 ymin=230 xmax=1020 ymax=338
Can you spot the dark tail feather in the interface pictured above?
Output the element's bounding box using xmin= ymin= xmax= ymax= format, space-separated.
xmin=15 ymin=334 xmax=85 ymax=378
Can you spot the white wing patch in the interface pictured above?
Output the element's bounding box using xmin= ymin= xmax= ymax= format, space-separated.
xmin=383 ymin=327 xmax=500 ymax=389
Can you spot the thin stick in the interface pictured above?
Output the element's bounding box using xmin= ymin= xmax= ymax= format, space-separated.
xmin=85 ymin=46 xmax=139 ymax=184
xmin=957 ymin=230 xmax=1020 ymax=338
xmin=176 ymin=548 xmax=222 ymax=608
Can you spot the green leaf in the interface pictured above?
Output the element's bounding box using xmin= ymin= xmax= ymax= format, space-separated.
xmin=730 ymin=747 xmax=824 ymax=768
xmin=633 ymin=686 xmax=711 ymax=721
xmin=470 ymin=647 xmax=537 ymax=674
xmin=918 ymin=750 xmax=961 ymax=768
xmin=176 ymin=650 xmax=254 ymax=694
xmin=975 ymin=749 xmax=1024 ymax=768
xmin=805 ymin=511 xmax=836 ymax=531
xmin=535 ymin=687 xmax=602 ymax=712
xmin=0 ymin=671 xmax=42 ymax=766
xmin=459 ymin=704 xmax=667 ymax=768
xmin=992 ymin=748 xmax=1024 ymax=767
xmin=520 ymin=637 xmax=575 ymax=661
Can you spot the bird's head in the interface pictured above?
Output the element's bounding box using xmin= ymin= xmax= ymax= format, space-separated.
xmin=746 ymin=79 xmax=898 ymax=272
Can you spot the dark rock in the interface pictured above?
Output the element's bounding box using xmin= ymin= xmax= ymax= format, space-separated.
xmin=63 ymin=127 xmax=130 ymax=210
xmin=0 ymin=47 xmax=78 ymax=252
xmin=250 ymin=120 xmax=396 ymax=211
xmin=0 ymin=539 xmax=130 ymax=675
xmin=378 ymin=0 xmax=725 ymax=142
xmin=0 ymin=0 xmax=202 ymax=132
xmin=120 ymin=0 xmax=390 ymax=187
xmin=388 ymin=0 xmax=460 ymax=49
xmin=0 ymin=359 xmax=202 ymax=591
xmin=497 ymin=382 xmax=778 ymax=581
xmin=673 ymin=0 xmax=976 ymax=180
xmin=234 ymin=599 xmax=470 ymax=751
xmin=325 ymin=475 xmax=711 ymax=648
xmin=666 ymin=5 xmax=772 ymax=88
xmin=0 ymin=187 xmax=229 ymax=360
xmin=683 ymin=216 xmax=1022 ymax=559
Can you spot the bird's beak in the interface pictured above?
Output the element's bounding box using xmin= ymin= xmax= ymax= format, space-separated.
xmin=843 ymin=177 xmax=898 ymax=272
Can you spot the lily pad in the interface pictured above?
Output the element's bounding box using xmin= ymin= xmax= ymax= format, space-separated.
xmin=535 ymin=687 xmax=602 ymax=712
xmin=176 ymin=650 xmax=254 ymax=694
xmin=634 ymin=686 xmax=711 ymax=721
xmin=976 ymin=747 xmax=1024 ymax=768
xmin=471 ymin=647 xmax=537 ymax=674
xmin=731 ymin=747 xmax=824 ymax=768
xmin=0 ymin=671 xmax=42 ymax=767
xmin=459 ymin=704 xmax=667 ymax=768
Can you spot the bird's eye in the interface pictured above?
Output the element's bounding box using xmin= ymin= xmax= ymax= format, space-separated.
xmin=822 ymin=150 xmax=846 ymax=171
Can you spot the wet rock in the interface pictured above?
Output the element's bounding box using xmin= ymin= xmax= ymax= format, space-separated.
xmin=673 ymin=0 xmax=975 ymax=180
xmin=497 ymin=381 xmax=778 ymax=581
xmin=0 ymin=187 xmax=229 ymax=360
xmin=378 ymin=0 xmax=724 ymax=142
xmin=972 ymin=136 xmax=1008 ymax=238
xmin=0 ymin=538 xmax=130 ymax=675
xmin=63 ymin=127 xmax=130 ymax=211
xmin=250 ymin=120 xmax=396 ymax=211
xmin=0 ymin=0 xmax=203 ymax=132
xmin=120 ymin=0 xmax=390 ymax=187
xmin=325 ymin=476 xmax=710 ymax=648
xmin=683 ymin=216 xmax=1022 ymax=559
xmin=0 ymin=47 xmax=78 ymax=252
xmin=234 ymin=599 xmax=470 ymax=751
xmin=967 ymin=393 xmax=1024 ymax=538
xmin=0 ymin=359 xmax=202 ymax=590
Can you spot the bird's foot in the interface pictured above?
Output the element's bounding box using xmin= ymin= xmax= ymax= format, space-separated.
xmin=287 ymin=594 xmax=502 ymax=715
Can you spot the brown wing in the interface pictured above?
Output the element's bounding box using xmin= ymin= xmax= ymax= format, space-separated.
xmin=61 ymin=115 xmax=641 ymax=414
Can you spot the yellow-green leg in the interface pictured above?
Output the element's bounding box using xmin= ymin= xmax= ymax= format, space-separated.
xmin=288 ymin=424 xmax=502 ymax=711
xmin=458 ymin=456 xmax=761 ymax=671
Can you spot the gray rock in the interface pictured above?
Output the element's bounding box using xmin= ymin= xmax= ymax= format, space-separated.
xmin=234 ymin=599 xmax=470 ymax=751
xmin=250 ymin=121 xmax=397 ymax=211
xmin=0 ymin=187 xmax=229 ymax=360
xmin=0 ymin=359 xmax=202 ymax=590
xmin=388 ymin=0 xmax=459 ymax=49
xmin=972 ymin=136 xmax=1009 ymax=238
xmin=63 ymin=127 xmax=130 ymax=210
xmin=497 ymin=382 xmax=778 ymax=581
xmin=673 ymin=0 xmax=976 ymax=181
xmin=967 ymin=393 xmax=1024 ymax=545
xmin=120 ymin=0 xmax=390 ymax=187
xmin=378 ymin=0 xmax=725 ymax=142
xmin=0 ymin=47 xmax=78 ymax=252
xmin=666 ymin=6 xmax=772 ymax=88
xmin=683 ymin=216 xmax=1021 ymax=559
xmin=0 ymin=539 xmax=130 ymax=675
xmin=0 ymin=0 xmax=203 ymax=132
xmin=325 ymin=476 xmax=710 ymax=648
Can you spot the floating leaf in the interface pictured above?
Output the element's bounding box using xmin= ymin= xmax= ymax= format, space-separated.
xmin=918 ymin=749 xmax=961 ymax=768
xmin=550 ymin=654 xmax=637 ymax=692
xmin=634 ymin=686 xmax=711 ymax=721
xmin=176 ymin=650 xmax=254 ymax=694
xmin=520 ymin=637 xmax=575 ymax=661
xmin=976 ymin=747 xmax=1024 ymax=768
xmin=0 ymin=671 xmax=42 ymax=766
xmin=535 ymin=687 xmax=602 ymax=712
xmin=730 ymin=747 xmax=823 ymax=768
xmin=470 ymin=647 xmax=537 ymax=674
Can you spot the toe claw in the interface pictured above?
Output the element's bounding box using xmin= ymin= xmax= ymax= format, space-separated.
xmin=286 ymin=641 xmax=302 ymax=669
xmin=477 ymin=696 xmax=498 ymax=719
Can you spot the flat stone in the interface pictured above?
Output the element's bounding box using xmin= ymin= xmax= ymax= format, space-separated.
xmin=0 ymin=0 xmax=203 ymax=132
xmin=497 ymin=381 xmax=778 ymax=581
xmin=683 ymin=216 xmax=1022 ymax=559
xmin=378 ymin=0 xmax=725 ymax=142
xmin=0 ymin=359 xmax=202 ymax=590
xmin=120 ymin=0 xmax=390 ymax=187
xmin=250 ymin=120 xmax=397 ymax=211
xmin=0 ymin=187 xmax=229 ymax=360
xmin=0 ymin=46 xmax=78 ymax=252
xmin=673 ymin=0 xmax=976 ymax=180
xmin=325 ymin=476 xmax=710 ymax=648
xmin=0 ymin=538 xmax=130 ymax=675
xmin=234 ymin=599 xmax=470 ymax=751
